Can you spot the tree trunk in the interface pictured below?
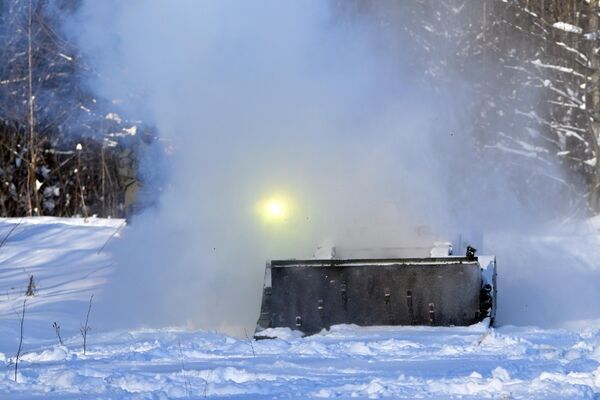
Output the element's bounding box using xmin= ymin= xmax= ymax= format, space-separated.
xmin=26 ymin=0 xmax=41 ymax=216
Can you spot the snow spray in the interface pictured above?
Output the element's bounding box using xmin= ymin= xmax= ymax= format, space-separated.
xmin=67 ymin=0 xmax=600 ymax=333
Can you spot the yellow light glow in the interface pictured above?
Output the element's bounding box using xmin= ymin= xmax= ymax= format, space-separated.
xmin=258 ymin=195 xmax=291 ymax=223
xmin=267 ymin=201 xmax=284 ymax=217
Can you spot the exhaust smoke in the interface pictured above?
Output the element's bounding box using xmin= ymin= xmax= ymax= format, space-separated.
xmin=65 ymin=0 xmax=600 ymax=334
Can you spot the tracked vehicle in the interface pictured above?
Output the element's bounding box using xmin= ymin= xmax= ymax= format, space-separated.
xmin=254 ymin=243 xmax=496 ymax=337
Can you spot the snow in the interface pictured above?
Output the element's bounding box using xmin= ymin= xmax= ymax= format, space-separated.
xmin=0 ymin=217 xmax=122 ymax=352
xmin=531 ymin=59 xmax=585 ymax=78
xmin=123 ymin=125 xmax=137 ymax=135
xmin=4 ymin=323 xmax=600 ymax=398
xmin=565 ymin=129 xmax=587 ymax=143
xmin=429 ymin=241 xmax=452 ymax=257
xmin=105 ymin=112 xmax=122 ymax=123
xmin=58 ymin=53 xmax=73 ymax=62
xmin=312 ymin=244 xmax=336 ymax=259
xmin=556 ymin=41 xmax=588 ymax=62
xmin=552 ymin=22 xmax=583 ymax=34
xmin=485 ymin=142 xmax=550 ymax=162
xmin=0 ymin=218 xmax=600 ymax=398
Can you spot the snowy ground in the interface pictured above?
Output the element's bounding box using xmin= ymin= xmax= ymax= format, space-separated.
xmin=4 ymin=323 xmax=600 ymax=399
xmin=1 ymin=218 xmax=600 ymax=399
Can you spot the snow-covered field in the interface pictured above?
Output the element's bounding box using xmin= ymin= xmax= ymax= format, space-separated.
xmin=4 ymin=323 xmax=600 ymax=399
xmin=1 ymin=218 xmax=600 ymax=399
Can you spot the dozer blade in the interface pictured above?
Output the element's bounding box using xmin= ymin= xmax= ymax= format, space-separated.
xmin=255 ymin=256 xmax=496 ymax=337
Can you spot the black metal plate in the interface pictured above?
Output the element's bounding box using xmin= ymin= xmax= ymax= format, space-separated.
xmin=261 ymin=260 xmax=482 ymax=335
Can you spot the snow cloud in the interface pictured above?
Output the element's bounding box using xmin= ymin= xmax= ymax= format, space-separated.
xmin=67 ymin=0 xmax=600 ymax=333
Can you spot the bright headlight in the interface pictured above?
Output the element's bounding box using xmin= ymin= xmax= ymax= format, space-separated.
xmin=259 ymin=196 xmax=290 ymax=223
xmin=267 ymin=201 xmax=285 ymax=218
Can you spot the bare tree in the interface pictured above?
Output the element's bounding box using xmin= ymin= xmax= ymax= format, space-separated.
xmin=26 ymin=0 xmax=41 ymax=216
xmin=0 ymin=0 xmax=156 ymax=218
xmin=80 ymin=294 xmax=93 ymax=355
xmin=52 ymin=321 xmax=63 ymax=346
xmin=14 ymin=275 xmax=36 ymax=382
xmin=14 ymin=298 xmax=26 ymax=383
xmin=348 ymin=0 xmax=600 ymax=215
xmin=586 ymin=0 xmax=600 ymax=210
